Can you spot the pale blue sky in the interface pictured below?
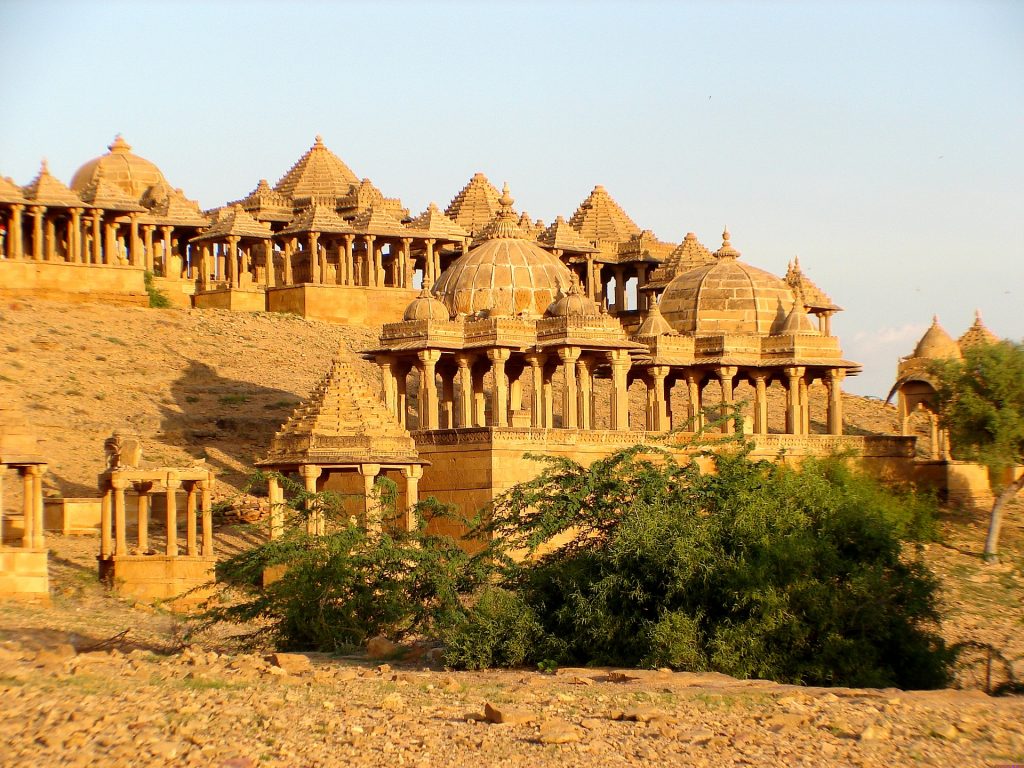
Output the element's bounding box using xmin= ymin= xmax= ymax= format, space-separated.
xmin=1 ymin=0 xmax=1021 ymax=396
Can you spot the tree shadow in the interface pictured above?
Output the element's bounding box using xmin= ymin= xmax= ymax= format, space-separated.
xmin=159 ymin=360 xmax=303 ymax=493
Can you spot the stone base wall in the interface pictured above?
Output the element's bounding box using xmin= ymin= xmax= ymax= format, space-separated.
xmin=0 ymin=547 xmax=49 ymax=601
xmin=99 ymin=554 xmax=216 ymax=607
xmin=193 ymin=287 xmax=267 ymax=312
xmin=414 ymin=428 xmax=921 ymax=542
xmin=43 ymin=497 xmax=103 ymax=535
xmin=150 ymin=276 xmax=196 ymax=309
xmin=946 ymin=462 xmax=994 ymax=510
xmin=266 ymin=284 xmax=419 ymax=325
xmin=0 ymin=260 xmax=147 ymax=305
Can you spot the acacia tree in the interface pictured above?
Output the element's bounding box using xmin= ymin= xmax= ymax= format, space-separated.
xmin=933 ymin=340 xmax=1024 ymax=562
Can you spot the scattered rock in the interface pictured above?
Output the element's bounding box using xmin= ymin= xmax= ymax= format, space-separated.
xmin=267 ymin=652 xmax=311 ymax=674
xmin=484 ymin=702 xmax=535 ymax=725
xmin=537 ymin=719 xmax=583 ymax=744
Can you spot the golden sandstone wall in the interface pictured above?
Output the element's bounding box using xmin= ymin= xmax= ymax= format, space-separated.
xmin=266 ymin=285 xmax=419 ymax=325
xmin=0 ymin=261 xmax=148 ymax=305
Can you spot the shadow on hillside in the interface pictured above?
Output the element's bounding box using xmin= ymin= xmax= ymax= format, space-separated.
xmin=159 ymin=360 xmax=303 ymax=492
xmin=47 ymin=471 xmax=101 ymax=500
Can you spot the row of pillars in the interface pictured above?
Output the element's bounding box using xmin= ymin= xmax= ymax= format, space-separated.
xmin=196 ymin=233 xmax=470 ymax=292
xmin=897 ymin=401 xmax=950 ymax=460
xmin=379 ymin=352 xmax=847 ymax=436
xmin=675 ymin=366 xmax=845 ymax=436
xmin=0 ymin=464 xmax=46 ymax=549
xmin=99 ymin=476 xmax=214 ymax=558
xmin=378 ymin=347 xmax=633 ymax=432
xmin=2 ymin=204 xmax=191 ymax=277
xmin=267 ymin=463 xmax=424 ymax=539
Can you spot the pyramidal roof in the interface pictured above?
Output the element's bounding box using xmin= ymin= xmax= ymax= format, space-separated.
xmin=78 ymin=174 xmax=146 ymax=211
xmin=408 ymin=202 xmax=468 ymax=239
xmin=259 ymin=359 xmax=420 ymax=467
xmin=0 ymin=175 xmax=28 ymax=204
xmin=958 ymin=309 xmax=999 ymax=349
xmin=192 ymin=204 xmax=272 ymax=241
xmin=22 ymin=160 xmax=85 ymax=207
xmin=568 ymin=184 xmax=641 ymax=244
xmin=142 ymin=181 xmax=210 ymax=226
xmin=349 ymin=205 xmax=411 ymax=238
xmin=273 ymin=135 xmax=360 ymax=201
xmin=445 ymin=172 xmax=501 ymax=236
xmin=538 ymin=215 xmax=598 ymax=253
xmin=645 ymin=232 xmax=714 ymax=289
xmin=785 ymin=257 xmax=841 ymax=311
xmin=279 ymin=201 xmax=354 ymax=236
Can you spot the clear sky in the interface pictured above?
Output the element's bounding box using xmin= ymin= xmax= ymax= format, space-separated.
xmin=1 ymin=0 xmax=1021 ymax=397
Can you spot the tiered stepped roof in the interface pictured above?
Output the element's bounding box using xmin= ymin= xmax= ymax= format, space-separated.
xmin=273 ymin=135 xmax=360 ymax=202
xmin=785 ymin=257 xmax=841 ymax=312
xmin=568 ymin=184 xmax=641 ymax=244
xmin=408 ymin=202 xmax=469 ymax=240
xmin=958 ymin=310 xmax=999 ymax=349
xmin=192 ymin=204 xmax=272 ymax=241
xmin=445 ymin=172 xmax=501 ymax=236
xmin=260 ymin=359 xmax=420 ymax=467
xmin=646 ymin=232 xmax=714 ymax=290
xmin=22 ymin=161 xmax=86 ymax=208
xmin=538 ymin=215 xmax=598 ymax=254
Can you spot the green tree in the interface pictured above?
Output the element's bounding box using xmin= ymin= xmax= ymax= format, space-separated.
xmin=452 ymin=442 xmax=951 ymax=688
xmin=933 ymin=340 xmax=1024 ymax=562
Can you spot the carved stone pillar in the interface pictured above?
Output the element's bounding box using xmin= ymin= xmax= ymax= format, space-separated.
xmin=487 ymin=348 xmax=511 ymax=427
xmin=185 ymin=482 xmax=198 ymax=556
xmin=685 ymin=372 xmax=703 ymax=432
xmin=784 ymin=367 xmax=805 ymax=435
xmin=343 ymin=234 xmax=354 ymax=285
xmin=648 ymin=366 xmax=669 ymax=432
xmin=717 ymin=366 xmax=738 ymax=434
xmin=800 ymin=377 xmax=810 ymax=435
xmin=609 ymin=349 xmax=631 ymax=431
xmin=455 ymin=354 xmax=474 ymax=428
xmin=129 ymin=213 xmax=141 ymax=267
xmin=136 ymin=482 xmax=151 ymax=553
xmin=31 ymin=206 xmax=44 ymax=261
xmin=267 ymin=475 xmax=284 ymax=541
xmin=143 ymin=224 xmax=155 ymax=271
xmin=417 ymin=349 xmax=441 ymax=430
xmin=613 ymin=266 xmax=626 ymax=313
xmin=100 ymin=487 xmax=112 ymax=558
xmin=164 ymin=473 xmax=180 ymax=556
xmin=264 ymin=240 xmax=275 ymax=287
xmin=400 ymin=465 xmax=423 ymax=533
xmin=308 ymin=231 xmax=321 ymax=285
xmin=558 ymin=347 xmax=580 ymax=429
xmin=525 ymin=353 xmax=547 ymax=427
xmin=69 ymin=208 xmax=83 ymax=263
xmin=826 ymin=369 xmax=845 ymax=436
xmin=395 ymin=367 xmax=408 ymax=428
xmin=300 ymin=465 xmax=323 ymax=535
xmin=90 ymin=209 xmax=102 ymax=265
xmin=200 ymin=480 xmax=213 ymax=557
xmin=22 ymin=467 xmax=36 ymax=549
xmin=364 ymin=235 xmax=376 ymax=286
xmin=441 ymin=369 xmax=456 ymax=428
xmin=377 ymin=355 xmax=397 ymax=417
xmin=577 ymin=358 xmax=593 ymax=430
xmin=7 ymin=204 xmax=24 ymax=259
xmin=750 ymin=372 xmax=769 ymax=435
xmin=359 ymin=464 xmax=381 ymax=531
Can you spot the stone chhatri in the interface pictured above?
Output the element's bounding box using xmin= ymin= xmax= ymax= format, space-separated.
xmin=957 ymin=309 xmax=999 ymax=349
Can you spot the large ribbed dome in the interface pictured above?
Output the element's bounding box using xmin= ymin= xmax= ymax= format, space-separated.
xmin=659 ymin=229 xmax=796 ymax=335
xmin=433 ymin=184 xmax=573 ymax=317
xmin=70 ymin=135 xmax=168 ymax=202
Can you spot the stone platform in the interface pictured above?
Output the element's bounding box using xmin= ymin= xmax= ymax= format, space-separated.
xmin=0 ymin=547 xmax=49 ymax=601
xmin=266 ymin=283 xmax=418 ymax=325
xmin=99 ymin=554 xmax=216 ymax=607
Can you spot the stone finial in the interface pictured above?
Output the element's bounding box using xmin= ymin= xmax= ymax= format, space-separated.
xmin=314 ymin=134 xmax=324 ymax=146
xmin=40 ymin=158 xmax=49 ymax=174
xmin=108 ymin=134 xmax=132 ymax=153
xmin=499 ymin=182 xmax=514 ymax=208
xmin=714 ymin=227 xmax=740 ymax=260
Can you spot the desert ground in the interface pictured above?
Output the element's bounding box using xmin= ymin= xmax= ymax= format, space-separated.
xmin=1 ymin=298 xmax=1022 ymax=767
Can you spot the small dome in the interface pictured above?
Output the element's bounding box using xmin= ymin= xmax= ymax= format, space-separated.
xmin=913 ymin=316 xmax=962 ymax=360
xmin=545 ymin=275 xmax=600 ymax=318
xmin=659 ymin=229 xmax=796 ymax=335
xmin=434 ymin=184 xmax=574 ymax=317
xmin=70 ymin=135 xmax=168 ymax=202
xmin=777 ymin=303 xmax=819 ymax=335
xmin=403 ymin=286 xmax=451 ymax=321
xmin=634 ymin=298 xmax=675 ymax=337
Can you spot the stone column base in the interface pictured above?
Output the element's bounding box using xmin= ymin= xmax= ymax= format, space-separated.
xmin=0 ymin=547 xmax=50 ymax=601
xmin=99 ymin=554 xmax=216 ymax=608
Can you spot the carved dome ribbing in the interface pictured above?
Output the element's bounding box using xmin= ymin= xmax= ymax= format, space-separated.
xmin=659 ymin=229 xmax=797 ymax=335
xmin=433 ymin=184 xmax=574 ymax=318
